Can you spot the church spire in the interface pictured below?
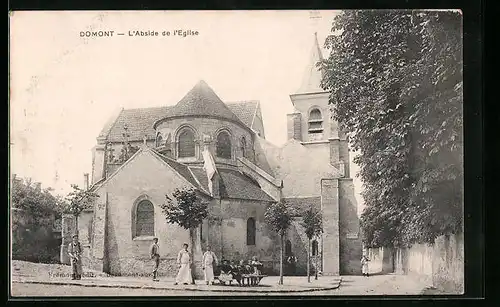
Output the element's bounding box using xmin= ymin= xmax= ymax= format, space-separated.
xmin=295 ymin=32 xmax=326 ymax=94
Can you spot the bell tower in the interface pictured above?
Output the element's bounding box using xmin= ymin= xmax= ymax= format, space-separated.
xmin=286 ymin=29 xmax=350 ymax=177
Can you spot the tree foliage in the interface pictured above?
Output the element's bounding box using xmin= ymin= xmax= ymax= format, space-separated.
xmin=264 ymin=201 xmax=292 ymax=285
xmin=64 ymin=184 xmax=99 ymax=218
xmin=11 ymin=177 xmax=63 ymax=263
xmin=161 ymin=187 xmax=209 ymax=230
xmin=11 ymin=177 xmax=65 ymax=220
xmin=321 ymin=10 xmax=463 ymax=247
xmin=264 ymin=201 xmax=292 ymax=237
xmin=301 ymin=206 xmax=323 ymax=240
xmin=300 ymin=206 xmax=323 ymax=282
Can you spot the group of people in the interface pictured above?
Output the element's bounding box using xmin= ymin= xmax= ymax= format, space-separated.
xmin=215 ymin=257 xmax=263 ymax=285
xmin=151 ymin=238 xmax=264 ymax=286
xmin=68 ymin=235 xmax=373 ymax=282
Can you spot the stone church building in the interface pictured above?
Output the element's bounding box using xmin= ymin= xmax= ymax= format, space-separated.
xmin=61 ymin=34 xmax=362 ymax=277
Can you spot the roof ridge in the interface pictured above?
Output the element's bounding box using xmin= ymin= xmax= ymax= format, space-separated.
xmin=105 ymin=107 xmax=125 ymax=140
xmin=149 ymin=149 xmax=211 ymax=196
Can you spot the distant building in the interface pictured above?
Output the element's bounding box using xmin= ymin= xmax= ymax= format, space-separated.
xmin=62 ymin=34 xmax=362 ymax=277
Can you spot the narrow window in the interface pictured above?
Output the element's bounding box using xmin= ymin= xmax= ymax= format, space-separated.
xmin=240 ymin=137 xmax=247 ymax=158
xmin=178 ymin=129 xmax=195 ymax=158
xmin=308 ymin=108 xmax=323 ymax=134
xmin=246 ymin=218 xmax=256 ymax=245
xmin=136 ymin=200 xmax=154 ymax=237
xmin=216 ymin=131 xmax=232 ymax=159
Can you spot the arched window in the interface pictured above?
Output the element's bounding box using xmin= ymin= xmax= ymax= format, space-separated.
xmin=240 ymin=137 xmax=246 ymax=158
xmin=246 ymin=218 xmax=256 ymax=245
xmin=285 ymin=240 xmax=292 ymax=256
xmin=178 ymin=128 xmax=195 ymax=158
xmin=136 ymin=200 xmax=154 ymax=237
xmin=156 ymin=133 xmax=163 ymax=147
xmin=312 ymin=240 xmax=319 ymax=256
xmin=216 ymin=131 xmax=232 ymax=159
xmin=308 ymin=108 xmax=323 ymax=134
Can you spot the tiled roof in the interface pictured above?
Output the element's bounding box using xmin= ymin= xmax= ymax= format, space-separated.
xmin=226 ymin=101 xmax=258 ymax=128
xmin=282 ymin=197 xmax=321 ymax=216
xmin=151 ymin=150 xmax=206 ymax=192
xmin=162 ymin=80 xmax=244 ymax=125
xmin=106 ymin=106 xmax=172 ymax=142
xmin=189 ymin=167 xmax=274 ymax=202
xmin=102 ymin=84 xmax=257 ymax=142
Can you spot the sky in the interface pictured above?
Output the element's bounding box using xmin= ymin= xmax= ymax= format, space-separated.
xmin=10 ymin=10 xmax=365 ymax=215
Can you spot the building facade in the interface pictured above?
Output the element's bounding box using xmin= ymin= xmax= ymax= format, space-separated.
xmin=61 ymin=34 xmax=362 ymax=277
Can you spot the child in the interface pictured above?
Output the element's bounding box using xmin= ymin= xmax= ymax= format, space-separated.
xmin=250 ymin=256 xmax=263 ymax=275
xmin=219 ymin=259 xmax=233 ymax=284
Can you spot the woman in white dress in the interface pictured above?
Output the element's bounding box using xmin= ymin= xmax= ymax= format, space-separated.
xmin=174 ymin=243 xmax=192 ymax=285
xmin=361 ymin=255 xmax=370 ymax=277
xmin=202 ymin=245 xmax=218 ymax=285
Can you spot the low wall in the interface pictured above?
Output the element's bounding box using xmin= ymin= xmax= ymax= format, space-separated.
xmin=12 ymin=208 xmax=60 ymax=263
xmin=367 ymin=232 xmax=464 ymax=294
xmin=366 ymin=247 xmax=394 ymax=275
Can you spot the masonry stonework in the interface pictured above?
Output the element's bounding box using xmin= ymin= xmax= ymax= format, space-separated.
xmin=320 ymin=178 xmax=340 ymax=276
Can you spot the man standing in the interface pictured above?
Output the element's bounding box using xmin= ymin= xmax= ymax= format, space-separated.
xmin=202 ymin=245 xmax=218 ymax=285
xmin=67 ymin=234 xmax=83 ymax=280
xmin=150 ymin=237 xmax=160 ymax=281
xmin=174 ymin=243 xmax=192 ymax=285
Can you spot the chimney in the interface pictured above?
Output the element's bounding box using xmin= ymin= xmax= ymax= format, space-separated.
xmin=83 ymin=173 xmax=89 ymax=190
xmin=35 ymin=182 xmax=41 ymax=192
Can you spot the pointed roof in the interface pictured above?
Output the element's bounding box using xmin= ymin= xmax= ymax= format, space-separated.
xmin=163 ymin=80 xmax=243 ymax=124
xmin=295 ymin=33 xmax=326 ymax=94
xmin=102 ymin=100 xmax=259 ymax=142
xmin=226 ymin=100 xmax=259 ymax=129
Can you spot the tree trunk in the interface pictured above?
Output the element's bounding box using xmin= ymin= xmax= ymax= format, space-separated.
xmin=189 ymin=228 xmax=196 ymax=284
xmin=279 ymin=234 xmax=284 ymax=285
xmin=307 ymin=238 xmax=311 ymax=283
xmin=74 ymin=214 xmax=79 ymax=236
xmin=315 ymin=250 xmax=318 ymax=280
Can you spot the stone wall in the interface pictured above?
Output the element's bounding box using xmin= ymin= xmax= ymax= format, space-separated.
xmin=367 ymin=232 xmax=464 ymax=294
xmin=338 ymin=179 xmax=362 ymax=275
xmin=277 ymin=141 xmax=339 ymax=198
xmin=96 ymin=149 xmax=197 ymax=276
xmin=320 ymin=178 xmax=339 ymax=276
xmin=366 ymin=247 xmax=395 ymax=275
xmin=217 ymin=199 xmax=279 ymax=274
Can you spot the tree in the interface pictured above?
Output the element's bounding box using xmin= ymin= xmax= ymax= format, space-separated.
xmin=160 ymin=187 xmax=209 ymax=284
xmin=264 ymin=201 xmax=292 ymax=285
xmin=11 ymin=177 xmax=64 ymax=218
xmin=321 ymin=10 xmax=463 ymax=247
xmin=11 ymin=177 xmax=65 ymax=262
xmin=64 ymin=184 xmax=99 ymax=235
xmin=300 ymin=206 xmax=323 ymax=282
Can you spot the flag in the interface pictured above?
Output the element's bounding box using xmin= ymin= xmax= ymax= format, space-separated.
xmin=202 ymin=148 xmax=217 ymax=195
